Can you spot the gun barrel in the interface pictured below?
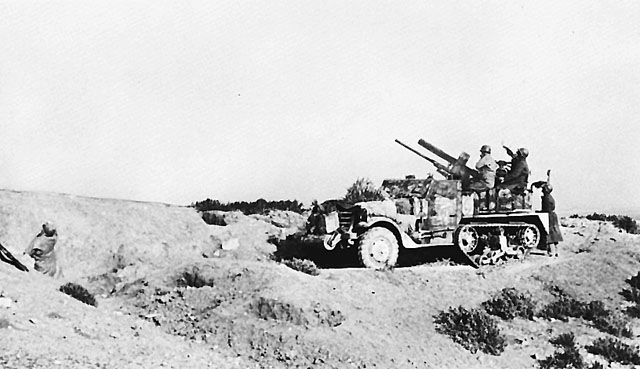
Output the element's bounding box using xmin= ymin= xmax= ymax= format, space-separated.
xmin=418 ymin=138 xmax=480 ymax=178
xmin=395 ymin=139 xmax=452 ymax=178
xmin=395 ymin=139 xmax=435 ymax=163
xmin=417 ymin=139 xmax=457 ymax=164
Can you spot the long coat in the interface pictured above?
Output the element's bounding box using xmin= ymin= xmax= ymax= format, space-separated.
xmin=542 ymin=194 xmax=563 ymax=244
xmin=24 ymin=230 xmax=62 ymax=277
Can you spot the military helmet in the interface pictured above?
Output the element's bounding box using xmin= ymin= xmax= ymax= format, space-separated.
xmin=517 ymin=147 xmax=529 ymax=158
xmin=480 ymin=145 xmax=491 ymax=154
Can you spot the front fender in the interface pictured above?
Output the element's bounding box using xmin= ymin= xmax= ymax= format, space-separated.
xmin=359 ymin=216 xmax=421 ymax=249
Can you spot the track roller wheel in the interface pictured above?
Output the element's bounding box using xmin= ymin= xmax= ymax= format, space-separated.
xmin=518 ymin=224 xmax=540 ymax=249
xmin=454 ymin=224 xmax=481 ymax=255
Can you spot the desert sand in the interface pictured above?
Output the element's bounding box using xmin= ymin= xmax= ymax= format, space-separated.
xmin=1 ymin=189 xmax=639 ymax=368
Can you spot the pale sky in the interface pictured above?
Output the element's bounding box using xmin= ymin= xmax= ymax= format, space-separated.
xmin=1 ymin=1 xmax=639 ymax=214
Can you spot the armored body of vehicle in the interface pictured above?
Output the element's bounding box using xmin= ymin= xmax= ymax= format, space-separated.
xmin=311 ymin=139 xmax=550 ymax=269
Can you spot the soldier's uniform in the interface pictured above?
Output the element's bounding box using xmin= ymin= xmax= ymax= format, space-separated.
xmin=24 ymin=222 xmax=63 ymax=278
xmin=468 ymin=145 xmax=498 ymax=191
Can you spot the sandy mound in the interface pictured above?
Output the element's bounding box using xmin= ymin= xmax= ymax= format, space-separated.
xmin=1 ymin=190 xmax=640 ymax=368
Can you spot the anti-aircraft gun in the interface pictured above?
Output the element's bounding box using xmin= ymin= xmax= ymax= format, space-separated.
xmin=309 ymin=139 xmax=550 ymax=270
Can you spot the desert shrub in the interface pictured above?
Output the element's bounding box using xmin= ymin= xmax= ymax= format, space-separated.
xmin=538 ymin=332 xmax=584 ymax=369
xmin=625 ymin=272 xmax=640 ymax=289
xmin=581 ymin=301 xmax=632 ymax=338
xmin=538 ymin=289 xmax=585 ymax=322
xmin=200 ymin=211 xmax=227 ymax=226
xmin=581 ymin=300 xmax=607 ymax=321
xmin=585 ymin=213 xmax=614 ymax=222
xmin=620 ymin=288 xmax=640 ymax=304
xmin=538 ymin=287 xmax=631 ymax=337
xmin=549 ymin=332 xmax=578 ymax=348
xmin=481 ymin=287 xmax=536 ymax=320
xmin=281 ymin=257 xmax=320 ymax=276
xmin=586 ymin=362 xmax=605 ymax=369
xmin=626 ymin=304 xmax=640 ymax=318
xmin=433 ymin=306 xmax=506 ymax=355
xmin=622 ymin=273 xmax=640 ymax=311
xmin=59 ymin=282 xmax=97 ymax=307
xmin=586 ymin=337 xmax=640 ymax=365
xmin=177 ymin=266 xmax=213 ymax=288
xmin=579 ymin=301 xmax=615 ymax=336
xmin=252 ymin=297 xmax=345 ymax=327
xmin=191 ymin=198 xmax=304 ymax=215
xmin=613 ymin=216 xmax=639 ymax=234
xmin=343 ymin=178 xmax=386 ymax=204
xmin=581 ymin=213 xmax=638 ymax=234
xmin=569 ymin=214 xmax=581 ymax=219
xmin=590 ymin=312 xmax=633 ymax=338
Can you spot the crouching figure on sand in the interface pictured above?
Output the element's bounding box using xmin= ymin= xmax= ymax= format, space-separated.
xmin=24 ymin=221 xmax=63 ymax=278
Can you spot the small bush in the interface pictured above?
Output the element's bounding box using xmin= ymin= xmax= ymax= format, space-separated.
xmin=622 ymin=273 xmax=640 ymax=316
xmin=281 ymin=258 xmax=320 ymax=276
xmin=177 ymin=266 xmax=213 ymax=288
xmin=433 ymin=306 xmax=506 ymax=355
xmin=538 ymin=289 xmax=585 ymax=322
xmin=580 ymin=301 xmax=632 ymax=338
xmin=620 ymin=288 xmax=640 ymax=304
xmin=343 ymin=178 xmax=386 ymax=204
xmin=590 ymin=312 xmax=633 ymax=338
xmin=549 ymin=332 xmax=578 ymax=348
xmin=625 ymin=304 xmax=640 ymax=318
xmin=581 ymin=300 xmax=608 ymax=321
xmin=586 ymin=337 xmax=640 ymax=365
xmin=625 ymin=272 xmax=640 ymax=289
xmin=481 ymin=287 xmax=536 ymax=320
xmin=613 ymin=216 xmax=639 ymax=234
xmin=538 ymin=287 xmax=631 ymax=337
xmin=59 ymin=282 xmax=97 ymax=307
xmin=538 ymin=333 xmax=584 ymax=369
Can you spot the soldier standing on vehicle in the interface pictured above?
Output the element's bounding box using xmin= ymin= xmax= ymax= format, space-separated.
xmin=24 ymin=221 xmax=63 ymax=278
xmin=468 ymin=145 xmax=498 ymax=191
xmin=500 ymin=146 xmax=530 ymax=190
xmin=533 ymin=170 xmax=563 ymax=257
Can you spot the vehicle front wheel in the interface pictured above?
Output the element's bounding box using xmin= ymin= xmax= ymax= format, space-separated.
xmin=358 ymin=227 xmax=399 ymax=270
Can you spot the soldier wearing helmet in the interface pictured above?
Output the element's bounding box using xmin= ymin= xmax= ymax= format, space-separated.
xmin=533 ymin=170 xmax=563 ymax=256
xmin=467 ymin=144 xmax=498 ymax=191
xmin=500 ymin=145 xmax=530 ymax=190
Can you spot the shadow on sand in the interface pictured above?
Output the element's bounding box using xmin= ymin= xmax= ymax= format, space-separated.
xmin=272 ymin=236 xmax=472 ymax=270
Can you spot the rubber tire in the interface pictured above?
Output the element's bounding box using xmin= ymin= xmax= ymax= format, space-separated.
xmin=358 ymin=227 xmax=399 ymax=270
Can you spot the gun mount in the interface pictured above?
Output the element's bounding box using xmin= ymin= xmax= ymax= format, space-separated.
xmin=417 ymin=139 xmax=479 ymax=180
xmin=394 ymin=139 xmax=451 ymax=179
xmin=395 ymin=139 xmax=479 ymax=181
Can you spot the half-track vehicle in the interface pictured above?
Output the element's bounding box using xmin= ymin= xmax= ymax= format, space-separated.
xmin=307 ymin=139 xmax=550 ymax=269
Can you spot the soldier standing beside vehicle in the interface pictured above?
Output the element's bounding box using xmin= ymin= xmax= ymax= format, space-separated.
xmin=24 ymin=221 xmax=63 ymax=277
xmin=468 ymin=145 xmax=498 ymax=191
xmin=500 ymin=146 xmax=530 ymax=190
xmin=534 ymin=170 xmax=563 ymax=257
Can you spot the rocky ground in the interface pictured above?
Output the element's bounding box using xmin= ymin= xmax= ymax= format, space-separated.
xmin=1 ymin=189 xmax=639 ymax=368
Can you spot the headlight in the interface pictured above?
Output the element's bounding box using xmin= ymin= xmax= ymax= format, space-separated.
xmin=360 ymin=208 xmax=368 ymax=222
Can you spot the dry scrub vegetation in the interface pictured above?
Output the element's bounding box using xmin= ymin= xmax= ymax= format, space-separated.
xmin=1 ymin=189 xmax=640 ymax=369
